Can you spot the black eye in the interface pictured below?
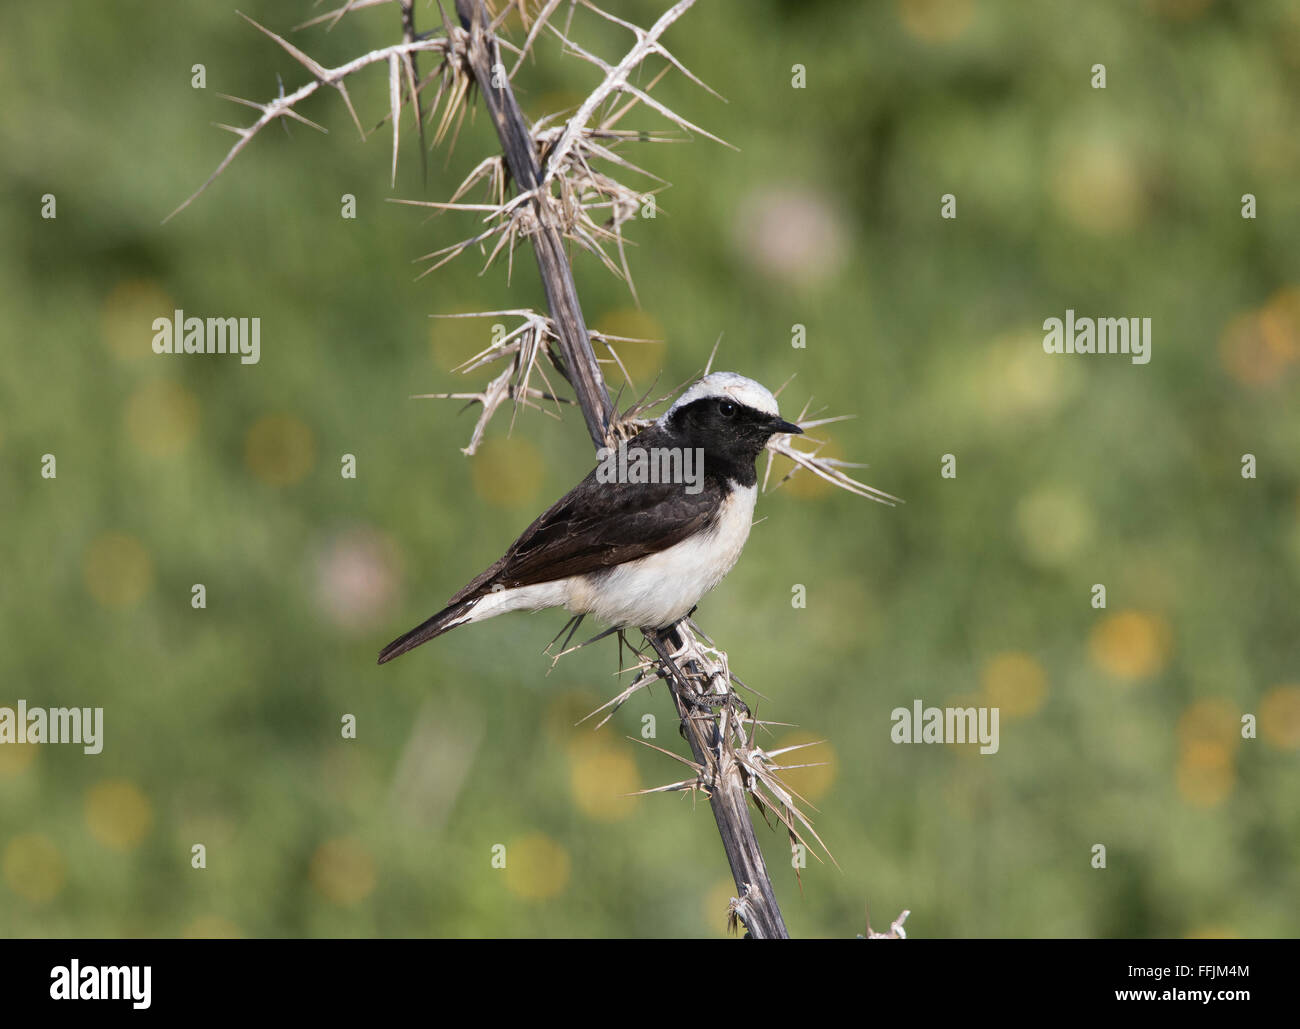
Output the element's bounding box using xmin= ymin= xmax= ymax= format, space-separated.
xmin=718 ymin=400 xmax=736 ymax=417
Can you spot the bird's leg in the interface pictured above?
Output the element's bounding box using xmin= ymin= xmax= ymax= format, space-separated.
xmin=544 ymin=614 xmax=586 ymax=671
xmin=559 ymin=613 xmax=586 ymax=652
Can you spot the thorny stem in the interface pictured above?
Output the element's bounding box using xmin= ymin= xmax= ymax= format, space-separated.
xmin=454 ymin=0 xmax=789 ymax=938
xmin=645 ymin=627 xmax=789 ymax=940
xmin=455 ymin=0 xmax=614 ymax=449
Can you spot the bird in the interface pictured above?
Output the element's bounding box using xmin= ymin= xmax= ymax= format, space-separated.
xmin=378 ymin=371 xmax=802 ymax=665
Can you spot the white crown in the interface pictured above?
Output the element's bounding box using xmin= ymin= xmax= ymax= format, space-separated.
xmin=662 ymin=371 xmax=781 ymax=422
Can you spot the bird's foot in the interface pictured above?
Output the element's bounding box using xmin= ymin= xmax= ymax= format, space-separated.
xmin=682 ymin=686 xmax=750 ymax=720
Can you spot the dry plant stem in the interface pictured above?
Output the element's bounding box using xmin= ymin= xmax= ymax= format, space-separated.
xmin=455 ymin=0 xmax=613 ymax=449
xmin=645 ymin=627 xmax=789 ymax=940
xmin=453 ymin=0 xmax=789 ymax=938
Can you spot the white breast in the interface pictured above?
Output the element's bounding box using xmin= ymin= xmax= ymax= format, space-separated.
xmin=568 ymin=483 xmax=758 ymax=629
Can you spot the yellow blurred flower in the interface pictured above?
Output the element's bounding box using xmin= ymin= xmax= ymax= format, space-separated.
xmin=1259 ymin=286 xmax=1300 ymax=362
xmin=1175 ymin=699 xmax=1241 ymax=808
xmin=1186 ymin=925 xmax=1240 ymax=939
xmin=1219 ymin=308 xmax=1295 ymax=387
xmin=3 ymin=833 xmax=65 ymax=903
xmin=503 ymin=833 xmax=570 ymax=901
xmin=980 ymin=652 xmax=1047 ymax=718
xmin=101 ymin=278 xmax=173 ymax=362
xmin=471 ymin=436 xmax=544 ymax=508
xmin=309 ymin=836 xmax=376 ymax=906
xmin=84 ymin=531 xmax=153 ymax=609
xmin=1176 ymin=740 xmax=1234 ymax=807
xmin=1260 ymin=685 xmax=1300 ymax=749
xmin=86 ymin=779 xmax=153 ymax=851
xmin=245 ymin=413 xmax=316 ymax=486
xmin=181 ymin=916 xmax=242 ymax=939
xmin=1089 ymin=610 xmax=1172 ymax=682
xmin=545 ymin=692 xmax=603 ymax=742
xmin=897 ymin=0 xmax=974 ymax=44
xmin=125 ymin=379 xmax=199 ymax=457
xmin=568 ymin=735 xmax=641 ymax=822
xmin=1052 ymin=137 xmax=1145 ymax=236
xmin=1177 ymin=698 xmax=1240 ymax=753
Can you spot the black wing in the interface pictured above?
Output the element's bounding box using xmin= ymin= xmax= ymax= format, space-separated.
xmin=448 ymin=450 xmax=721 ymax=605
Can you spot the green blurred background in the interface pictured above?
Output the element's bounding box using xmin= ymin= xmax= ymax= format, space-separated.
xmin=2 ymin=0 xmax=1298 ymax=938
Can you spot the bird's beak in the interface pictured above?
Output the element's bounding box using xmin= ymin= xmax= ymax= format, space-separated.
xmin=769 ymin=417 xmax=803 ymax=436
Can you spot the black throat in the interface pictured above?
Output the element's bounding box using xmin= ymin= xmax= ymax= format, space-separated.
xmin=657 ymin=400 xmax=773 ymax=489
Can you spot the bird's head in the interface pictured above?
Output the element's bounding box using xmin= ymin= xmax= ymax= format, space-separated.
xmin=661 ymin=372 xmax=803 ymax=462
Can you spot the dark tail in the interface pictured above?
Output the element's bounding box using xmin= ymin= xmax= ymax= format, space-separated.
xmin=377 ymin=597 xmax=478 ymax=665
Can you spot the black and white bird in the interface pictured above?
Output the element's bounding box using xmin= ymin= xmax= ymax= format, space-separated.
xmin=378 ymin=372 xmax=802 ymax=664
